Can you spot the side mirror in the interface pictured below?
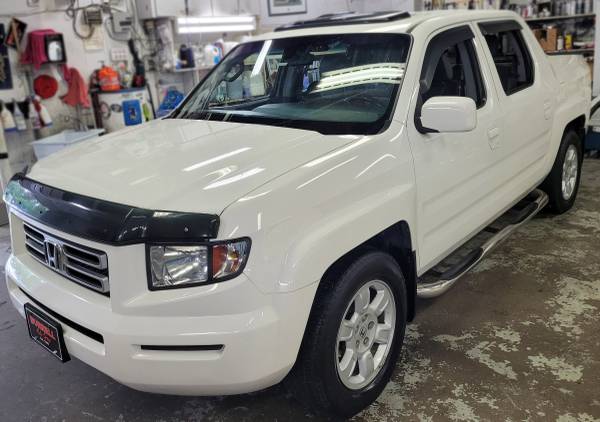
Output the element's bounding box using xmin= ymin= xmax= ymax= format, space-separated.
xmin=420 ymin=96 xmax=477 ymax=133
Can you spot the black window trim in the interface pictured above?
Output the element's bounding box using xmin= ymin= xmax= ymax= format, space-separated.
xmin=462 ymin=36 xmax=488 ymax=109
xmin=275 ymin=11 xmax=411 ymax=32
xmin=477 ymin=20 xmax=535 ymax=96
xmin=478 ymin=19 xmax=523 ymax=35
xmin=414 ymin=25 xmax=486 ymax=134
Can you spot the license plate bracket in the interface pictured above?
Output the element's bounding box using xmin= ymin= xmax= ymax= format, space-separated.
xmin=24 ymin=302 xmax=70 ymax=363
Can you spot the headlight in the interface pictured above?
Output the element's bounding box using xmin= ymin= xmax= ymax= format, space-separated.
xmin=148 ymin=238 xmax=250 ymax=290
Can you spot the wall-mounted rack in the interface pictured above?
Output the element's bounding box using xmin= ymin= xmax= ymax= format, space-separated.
xmin=525 ymin=13 xmax=595 ymax=22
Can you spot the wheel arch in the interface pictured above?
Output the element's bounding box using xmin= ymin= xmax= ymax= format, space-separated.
xmin=320 ymin=221 xmax=417 ymax=321
xmin=564 ymin=114 xmax=586 ymax=149
xmin=544 ymin=113 xmax=586 ymax=183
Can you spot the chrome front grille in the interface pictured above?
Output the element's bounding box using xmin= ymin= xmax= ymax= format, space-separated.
xmin=23 ymin=223 xmax=110 ymax=294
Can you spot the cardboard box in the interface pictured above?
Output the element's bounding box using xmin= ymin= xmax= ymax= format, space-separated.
xmin=533 ymin=27 xmax=558 ymax=52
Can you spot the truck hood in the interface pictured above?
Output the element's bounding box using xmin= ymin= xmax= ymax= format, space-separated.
xmin=27 ymin=119 xmax=355 ymax=214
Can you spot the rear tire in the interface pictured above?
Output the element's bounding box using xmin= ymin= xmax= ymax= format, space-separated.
xmin=284 ymin=251 xmax=407 ymax=418
xmin=541 ymin=130 xmax=582 ymax=214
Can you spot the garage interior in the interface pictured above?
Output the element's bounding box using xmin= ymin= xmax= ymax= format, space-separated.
xmin=0 ymin=1 xmax=599 ymax=421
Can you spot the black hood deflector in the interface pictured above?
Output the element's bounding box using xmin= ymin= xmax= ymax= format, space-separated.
xmin=4 ymin=174 xmax=220 ymax=245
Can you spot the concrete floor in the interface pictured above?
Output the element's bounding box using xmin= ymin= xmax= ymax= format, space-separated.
xmin=1 ymin=161 xmax=600 ymax=422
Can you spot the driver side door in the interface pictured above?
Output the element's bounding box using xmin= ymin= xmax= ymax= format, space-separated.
xmin=407 ymin=24 xmax=504 ymax=272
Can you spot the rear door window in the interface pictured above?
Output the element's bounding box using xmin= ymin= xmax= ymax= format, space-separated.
xmin=479 ymin=21 xmax=534 ymax=95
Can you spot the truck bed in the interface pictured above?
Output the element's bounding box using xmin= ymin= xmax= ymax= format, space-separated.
xmin=548 ymin=54 xmax=590 ymax=97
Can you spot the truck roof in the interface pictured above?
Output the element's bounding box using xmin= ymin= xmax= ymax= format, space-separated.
xmin=253 ymin=10 xmax=521 ymax=41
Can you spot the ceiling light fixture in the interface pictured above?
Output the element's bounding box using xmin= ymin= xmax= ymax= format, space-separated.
xmin=177 ymin=16 xmax=257 ymax=34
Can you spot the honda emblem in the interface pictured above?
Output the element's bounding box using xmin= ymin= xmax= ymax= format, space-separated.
xmin=44 ymin=239 xmax=62 ymax=270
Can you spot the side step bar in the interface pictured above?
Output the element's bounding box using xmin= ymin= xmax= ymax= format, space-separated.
xmin=416 ymin=189 xmax=548 ymax=299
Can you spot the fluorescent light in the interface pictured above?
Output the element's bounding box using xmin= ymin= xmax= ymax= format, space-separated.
xmin=177 ymin=15 xmax=257 ymax=34
xmin=178 ymin=16 xmax=255 ymax=25
xmin=179 ymin=24 xmax=256 ymax=34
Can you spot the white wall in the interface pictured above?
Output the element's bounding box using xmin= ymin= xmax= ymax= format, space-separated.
xmin=185 ymin=0 xmax=414 ymax=29
xmin=0 ymin=0 xmax=142 ymax=176
xmin=0 ymin=11 xmax=109 ymax=121
xmin=0 ymin=0 xmax=137 ymax=131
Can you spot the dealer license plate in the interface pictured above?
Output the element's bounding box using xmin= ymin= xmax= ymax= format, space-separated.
xmin=24 ymin=303 xmax=70 ymax=363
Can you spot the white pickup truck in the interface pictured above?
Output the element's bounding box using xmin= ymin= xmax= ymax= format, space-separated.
xmin=3 ymin=10 xmax=590 ymax=418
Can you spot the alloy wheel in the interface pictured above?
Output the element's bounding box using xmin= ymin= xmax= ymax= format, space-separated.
xmin=335 ymin=280 xmax=396 ymax=390
xmin=561 ymin=144 xmax=579 ymax=201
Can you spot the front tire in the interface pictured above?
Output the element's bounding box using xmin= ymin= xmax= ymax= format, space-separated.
xmin=541 ymin=130 xmax=583 ymax=214
xmin=285 ymin=251 xmax=407 ymax=418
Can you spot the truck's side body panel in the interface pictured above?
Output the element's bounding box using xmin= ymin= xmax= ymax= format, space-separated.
xmin=403 ymin=22 xmax=509 ymax=273
xmin=546 ymin=53 xmax=591 ymax=161
xmin=399 ymin=15 xmax=589 ymax=275
xmin=474 ymin=19 xmax=554 ymax=193
xmin=218 ymin=122 xmax=418 ymax=294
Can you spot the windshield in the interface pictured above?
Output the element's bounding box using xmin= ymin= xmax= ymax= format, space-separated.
xmin=172 ymin=33 xmax=411 ymax=135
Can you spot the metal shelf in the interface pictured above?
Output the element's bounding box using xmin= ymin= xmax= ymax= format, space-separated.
xmin=546 ymin=48 xmax=595 ymax=54
xmin=525 ymin=13 xmax=595 ymax=22
xmin=171 ymin=66 xmax=213 ymax=73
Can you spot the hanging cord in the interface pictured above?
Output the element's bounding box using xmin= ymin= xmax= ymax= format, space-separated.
xmin=65 ymin=0 xmax=99 ymax=40
xmin=102 ymin=0 xmax=159 ymax=64
xmin=65 ymin=0 xmax=131 ymax=40
xmin=103 ymin=16 xmax=129 ymax=42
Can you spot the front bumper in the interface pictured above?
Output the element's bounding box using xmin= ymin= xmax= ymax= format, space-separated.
xmin=5 ymin=216 xmax=318 ymax=395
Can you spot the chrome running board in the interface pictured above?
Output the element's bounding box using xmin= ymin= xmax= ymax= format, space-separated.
xmin=416 ymin=189 xmax=549 ymax=299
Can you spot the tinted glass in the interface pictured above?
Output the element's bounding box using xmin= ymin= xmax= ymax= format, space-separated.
xmin=173 ymin=34 xmax=411 ymax=135
xmin=483 ymin=29 xmax=534 ymax=94
xmin=421 ymin=39 xmax=485 ymax=108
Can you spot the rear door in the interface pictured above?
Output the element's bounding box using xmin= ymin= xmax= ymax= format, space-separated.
xmin=475 ymin=20 xmax=553 ymax=197
xmin=407 ymin=24 xmax=504 ymax=271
